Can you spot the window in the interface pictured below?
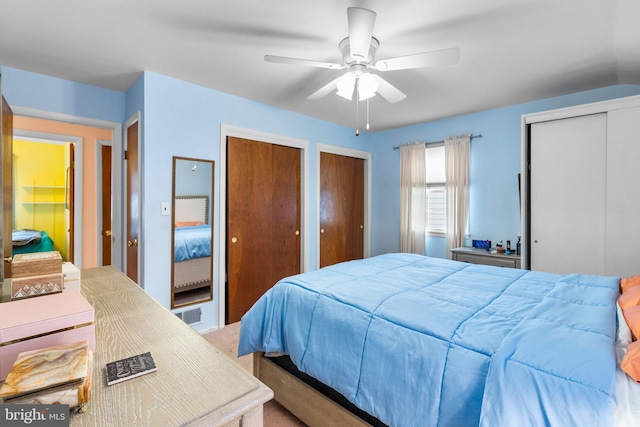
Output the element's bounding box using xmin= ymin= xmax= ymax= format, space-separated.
xmin=426 ymin=145 xmax=446 ymax=234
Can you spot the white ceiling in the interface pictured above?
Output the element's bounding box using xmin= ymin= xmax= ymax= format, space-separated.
xmin=1 ymin=0 xmax=639 ymax=131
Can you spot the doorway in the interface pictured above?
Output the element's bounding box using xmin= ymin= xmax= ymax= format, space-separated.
xmin=12 ymin=136 xmax=76 ymax=262
xmin=9 ymin=107 xmax=123 ymax=270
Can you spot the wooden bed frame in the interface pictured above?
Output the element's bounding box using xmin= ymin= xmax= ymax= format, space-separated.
xmin=253 ymin=352 xmax=373 ymax=427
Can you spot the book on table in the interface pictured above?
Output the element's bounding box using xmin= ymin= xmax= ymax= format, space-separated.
xmin=105 ymin=351 xmax=157 ymax=385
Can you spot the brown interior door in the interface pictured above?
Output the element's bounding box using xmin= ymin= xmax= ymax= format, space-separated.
xmin=226 ymin=136 xmax=301 ymax=324
xmin=66 ymin=144 xmax=74 ymax=263
xmin=319 ymin=152 xmax=364 ymax=268
xmin=1 ymin=95 xmax=13 ymax=278
xmin=126 ymin=121 xmax=139 ymax=283
xmin=101 ymin=144 xmax=112 ymax=266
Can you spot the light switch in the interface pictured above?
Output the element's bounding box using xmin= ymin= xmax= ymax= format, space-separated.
xmin=161 ymin=202 xmax=170 ymax=216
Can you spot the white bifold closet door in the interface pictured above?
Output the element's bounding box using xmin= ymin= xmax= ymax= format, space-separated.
xmin=605 ymin=107 xmax=640 ymax=278
xmin=530 ymin=113 xmax=607 ymax=275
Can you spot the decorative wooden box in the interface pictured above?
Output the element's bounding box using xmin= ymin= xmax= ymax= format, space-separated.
xmin=11 ymin=251 xmax=63 ymax=278
xmin=0 ymin=291 xmax=95 ymax=381
xmin=62 ymin=262 xmax=81 ymax=292
xmin=11 ymin=273 xmax=64 ymax=299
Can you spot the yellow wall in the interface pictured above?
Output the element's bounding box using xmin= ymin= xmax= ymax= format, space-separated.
xmin=13 ymin=139 xmax=69 ymax=259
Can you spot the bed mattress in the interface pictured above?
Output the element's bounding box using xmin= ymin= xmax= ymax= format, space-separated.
xmin=239 ymin=253 xmax=622 ymax=427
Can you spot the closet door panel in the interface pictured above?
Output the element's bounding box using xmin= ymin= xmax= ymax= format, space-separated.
xmin=530 ymin=113 xmax=607 ymax=275
xmin=605 ymin=106 xmax=640 ymax=277
xmin=226 ymin=137 xmax=301 ymax=324
xmin=319 ymin=152 xmax=364 ymax=268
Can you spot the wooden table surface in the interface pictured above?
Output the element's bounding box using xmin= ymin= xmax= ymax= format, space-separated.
xmin=71 ymin=266 xmax=273 ymax=426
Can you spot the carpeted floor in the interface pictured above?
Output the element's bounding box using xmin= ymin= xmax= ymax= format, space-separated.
xmin=202 ymin=322 xmax=307 ymax=427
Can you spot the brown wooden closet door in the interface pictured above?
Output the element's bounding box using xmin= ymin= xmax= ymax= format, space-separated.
xmin=320 ymin=152 xmax=364 ymax=268
xmin=101 ymin=144 xmax=112 ymax=266
xmin=227 ymin=137 xmax=301 ymax=324
xmin=67 ymin=144 xmax=75 ymax=263
xmin=1 ymin=95 xmax=13 ymax=278
xmin=125 ymin=121 xmax=139 ymax=283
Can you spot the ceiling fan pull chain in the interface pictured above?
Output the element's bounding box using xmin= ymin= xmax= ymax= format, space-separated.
xmin=366 ymin=98 xmax=370 ymax=131
xmin=355 ymin=95 xmax=360 ymax=136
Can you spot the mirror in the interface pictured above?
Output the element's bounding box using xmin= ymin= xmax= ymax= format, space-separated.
xmin=171 ymin=156 xmax=214 ymax=308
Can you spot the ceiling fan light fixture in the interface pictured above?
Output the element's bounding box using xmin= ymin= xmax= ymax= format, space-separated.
xmin=358 ymin=73 xmax=378 ymax=100
xmin=336 ymin=72 xmax=356 ymax=100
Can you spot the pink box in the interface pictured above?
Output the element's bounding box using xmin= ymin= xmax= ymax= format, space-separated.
xmin=0 ymin=291 xmax=95 ymax=381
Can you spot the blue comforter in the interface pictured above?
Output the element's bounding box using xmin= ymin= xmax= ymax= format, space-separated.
xmin=173 ymin=225 xmax=211 ymax=262
xmin=238 ymin=253 xmax=620 ymax=427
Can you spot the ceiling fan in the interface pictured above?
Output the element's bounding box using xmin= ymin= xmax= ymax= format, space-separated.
xmin=264 ymin=7 xmax=460 ymax=104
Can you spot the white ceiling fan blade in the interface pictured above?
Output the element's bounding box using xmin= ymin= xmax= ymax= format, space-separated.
xmin=307 ymin=76 xmax=342 ymax=100
xmin=372 ymin=47 xmax=460 ymax=71
xmin=264 ymin=55 xmax=344 ymax=70
xmin=372 ymin=75 xmax=406 ymax=103
xmin=347 ymin=7 xmax=376 ymax=61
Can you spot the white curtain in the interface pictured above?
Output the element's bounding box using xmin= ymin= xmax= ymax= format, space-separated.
xmin=399 ymin=142 xmax=426 ymax=255
xmin=445 ymin=134 xmax=470 ymax=258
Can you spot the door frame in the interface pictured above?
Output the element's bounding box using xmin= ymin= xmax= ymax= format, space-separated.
xmin=9 ymin=106 xmax=123 ymax=269
xmin=219 ymin=124 xmax=309 ymax=328
xmin=12 ymin=131 xmax=83 ymax=265
xmin=316 ymin=143 xmax=371 ymax=269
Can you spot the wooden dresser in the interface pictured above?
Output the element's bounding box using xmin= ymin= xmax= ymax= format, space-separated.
xmin=70 ymin=266 xmax=273 ymax=426
xmin=451 ymin=246 xmax=521 ymax=269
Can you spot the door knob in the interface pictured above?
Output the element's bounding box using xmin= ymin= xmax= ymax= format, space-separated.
xmin=127 ymin=239 xmax=138 ymax=247
xmin=104 ymin=230 xmax=112 ymax=237
xmin=3 ymin=256 xmax=12 ymax=263
xmin=295 ymin=230 xmax=300 ymax=236
xmin=231 ymin=237 xmax=237 ymax=243
xmin=320 ymin=228 xmax=325 ymax=233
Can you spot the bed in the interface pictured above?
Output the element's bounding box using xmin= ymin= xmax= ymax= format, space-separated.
xmin=173 ymin=196 xmax=212 ymax=294
xmin=238 ymin=253 xmax=640 ymax=427
xmin=12 ymin=229 xmax=55 ymax=255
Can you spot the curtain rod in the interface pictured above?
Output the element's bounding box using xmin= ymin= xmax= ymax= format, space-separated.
xmin=393 ymin=134 xmax=483 ymax=150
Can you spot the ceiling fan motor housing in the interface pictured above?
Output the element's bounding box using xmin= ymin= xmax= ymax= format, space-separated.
xmin=339 ymin=37 xmax=380 ymax=66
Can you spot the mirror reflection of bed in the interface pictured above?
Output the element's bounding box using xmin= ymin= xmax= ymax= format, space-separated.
xmin=171 ymin=157 xmax=214 ymax=308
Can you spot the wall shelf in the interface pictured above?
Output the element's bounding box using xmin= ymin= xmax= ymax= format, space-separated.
xmin=21 ymin=202 xmax=65 ymax=205
xmin=21 ymin=185 xmax=66 ymax=205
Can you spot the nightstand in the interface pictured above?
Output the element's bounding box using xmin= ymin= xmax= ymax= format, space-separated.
xmin=451 ymin=246 xmax=521 ymax=269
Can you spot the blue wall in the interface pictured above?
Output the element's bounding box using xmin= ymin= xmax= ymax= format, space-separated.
xmin=4 ymin=64 xmax=640 ymax=331
xmin=139 ymin=71 xmax=369 ymax=327
xmin=1 ymin=67 xmax=125 ymax=123
xmin=369 ymin=84 xmax=640 ymax=258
